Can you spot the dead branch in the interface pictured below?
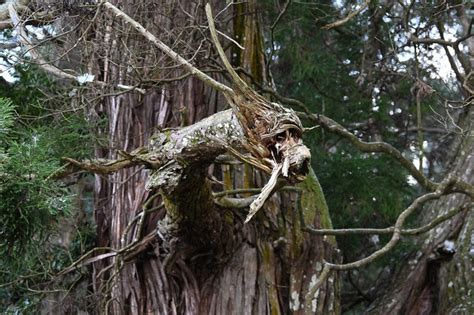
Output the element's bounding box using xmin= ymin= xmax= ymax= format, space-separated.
xmin=61 ymin=147 xmax=154 ymax=175
xmin=323 ymin=175 xmax=459 ymax=271
xmin=59 ymin=195 xmax=163 ymax=279
xmin=302 ymin=206 xmax=468 ymax=236
xmin=205 ymin=3 xmax=250 ymax=95
xmin=205 ymin=3 xmax=307 ymax=161
xmin=214 ymin=195 xmax=257 ymax=209
xmin=214 ymin=185 xmax=301 ymax=209
xmin=206 ymin=5 xmax=311 ymax=223
xmin=100 ymin=1 xmax=311 ymax=221
xmin=246 ymin=163 xmax=282 ymax=222
xmin=62 ymin=157 xmax=139 ymax=175
xmin=409 ymin=33 xmax=474 ymax=48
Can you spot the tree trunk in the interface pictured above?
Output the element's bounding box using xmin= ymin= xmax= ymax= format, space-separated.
xmin=366 ymin=6 xmax=474 ymax=313
xmin=86 ymin=1 xmax=339 ymax=314
xmin=366 ymin=106 xmax=473 ymax=315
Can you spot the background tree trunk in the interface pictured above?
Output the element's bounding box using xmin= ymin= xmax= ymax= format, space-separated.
xmin=365 ymin=6 xmax=474 ymax=313
xmin=366 ymin=106 xmax=473 ymax=315
xmin=87 ymin=1 xmax=339 ymax=314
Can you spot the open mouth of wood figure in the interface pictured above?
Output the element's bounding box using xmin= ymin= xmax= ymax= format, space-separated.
xmin=245 ymin=127 xmax=311 ymax=223
xmin=267 ymin=128 xmax=311 ymax=182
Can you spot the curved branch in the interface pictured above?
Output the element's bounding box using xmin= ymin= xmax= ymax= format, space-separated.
xmin=205 ymin=3 xmax=249 ymax=94
xmin=312 ymin=112 xmax=473 ymax=196
xmin=323 ymin=177 xmax=459 ymax=271
xmin=315 ymin=113 xmax=437 ymax=189
xmin=303 ymin=206 xmax=468 ymax=236
xmin=261 ymin=87 xmax=474 ymax=197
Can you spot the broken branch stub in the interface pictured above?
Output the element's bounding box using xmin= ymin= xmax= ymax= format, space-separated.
xmin=205 ymin=3 xmax=310 ymax=180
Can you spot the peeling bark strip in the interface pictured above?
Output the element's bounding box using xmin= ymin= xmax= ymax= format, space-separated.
xmin=101 ymin=1 xmax=312 ymax=220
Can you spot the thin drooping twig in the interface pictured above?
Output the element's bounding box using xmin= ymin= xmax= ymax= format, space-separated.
xmin=57 ymin=247 xmax=117 ymax=276
xmin=267 ymin=0 xmax=292 ymax=72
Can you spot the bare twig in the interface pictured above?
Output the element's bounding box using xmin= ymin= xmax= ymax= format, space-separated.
xmin=8 ymin=4 xmax=146 ymax=94
xmin=267 ymin=0 xmax=292 ymax=71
